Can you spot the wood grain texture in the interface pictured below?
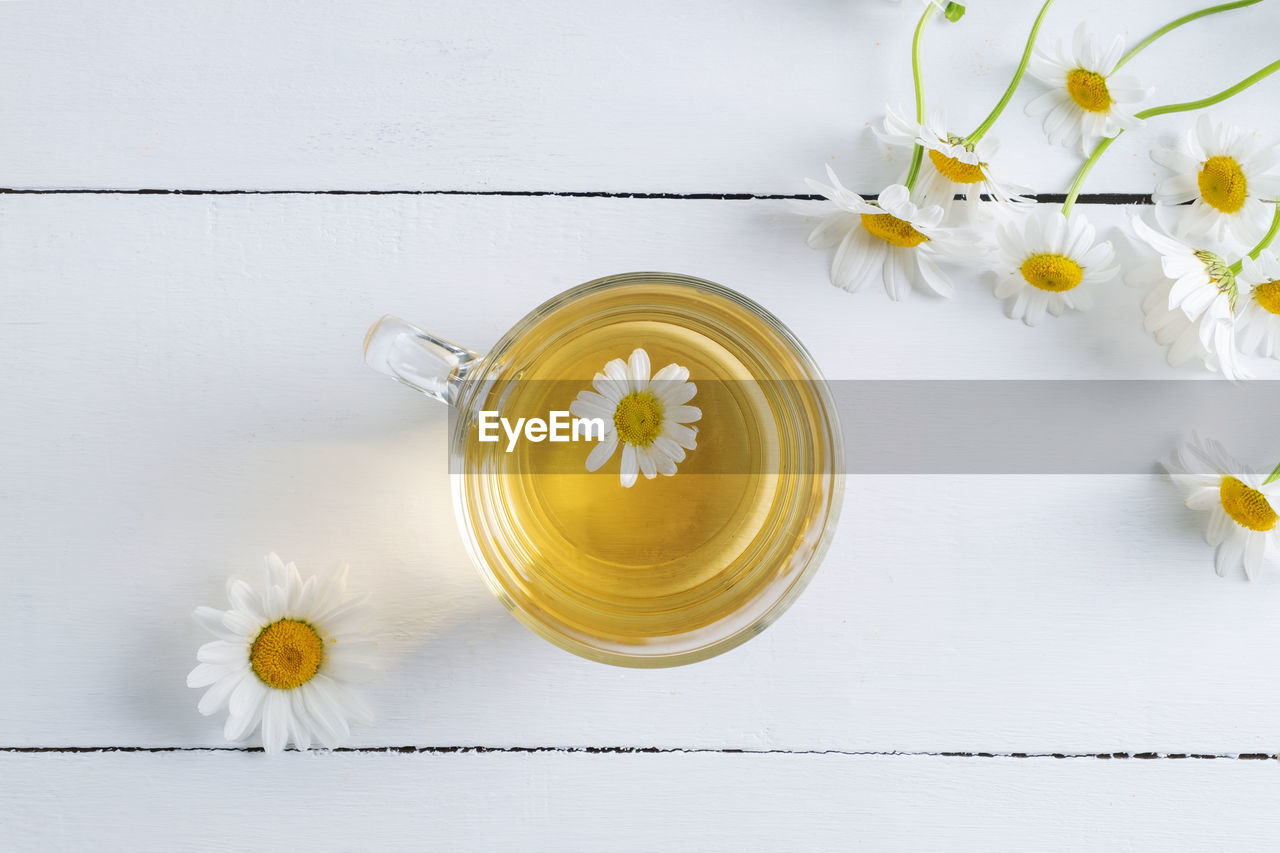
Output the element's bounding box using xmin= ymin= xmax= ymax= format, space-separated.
xmin=1 ymin=0 xmax=1277 ymax=193
xmin=7 ymin=1 xmax=1280 ymax=846
xmin=5 ymin=751 xmax=1280 ymax=851
xmin=5 ymin=195 xmax=1280 ymax=756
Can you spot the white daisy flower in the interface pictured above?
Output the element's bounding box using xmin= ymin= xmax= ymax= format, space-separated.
xmin=989 ymin=206 xmax=1118 ymax=325
xmin=188 ymin=553 xmax=378 ymax=753
xmin=568 ymin=348 xmax=700 ymax=488
xmin=1163 ymin=435 xmax=1280 ymax=580
xmin=1152 ymin=114 xmax=1280 ymax=248
xmin=1238 ymin=251 xmax=1280 ymax=358
xmin=874 ymin=106 xmax=1030 ymax=221
xmin=1127 ymin=216 xmax=1247 ymax=380
xmin=1025 ymin=23 xmax=1152 ymax=153
xmin=804 ymin=167 xmax=970 ymax=300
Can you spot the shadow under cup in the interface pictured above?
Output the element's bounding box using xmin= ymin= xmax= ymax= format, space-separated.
xmin=448 ymin=273 xmax=844 ymax=667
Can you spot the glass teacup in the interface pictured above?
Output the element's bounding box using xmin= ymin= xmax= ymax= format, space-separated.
xmin=364 ymin=272 xmax=843 ymax=667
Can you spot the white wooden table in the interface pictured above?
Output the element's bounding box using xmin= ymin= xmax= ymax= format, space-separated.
xmin=5 ymin=1 xmax=1280 ymax=849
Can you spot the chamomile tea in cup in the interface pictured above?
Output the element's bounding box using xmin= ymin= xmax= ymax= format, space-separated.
xmin=364 ymin=272 xmax=842 ymax=666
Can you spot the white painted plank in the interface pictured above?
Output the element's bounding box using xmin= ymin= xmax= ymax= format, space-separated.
xmin=2 ymin=0 xmax=1277 ymax=192
xmin=4 ymin=194 xmax=1280 ymax=754
xmin=4 ymin=751 xmax=1280 ymax=851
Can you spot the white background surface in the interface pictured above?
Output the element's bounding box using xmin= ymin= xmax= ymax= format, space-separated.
xmin=4 ymin=1 xmax=1280 ymax=850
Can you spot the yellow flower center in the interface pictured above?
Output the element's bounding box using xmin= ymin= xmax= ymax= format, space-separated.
xmin=1019 ymin=253 xmax=1084 ymax=292
xmin=1066 ymin=69 xmax=1112 ymax=113
xmin=250 ymin=619 xmax=324 ymax=690
xmin=1253 ymin=280 xmax=1280 ymax=315
xmin=860 ymin=213 xmax=929 ymax=248
xmin=1197 ymin=155 xmax=1248 ymax=214
xmin=1220 ymin=476 xmax=1277 ymax=532
xmin=613 ymin=391 xmax=663 ymax=447
xmin=928 ymin=148 xmax=986 ymax=184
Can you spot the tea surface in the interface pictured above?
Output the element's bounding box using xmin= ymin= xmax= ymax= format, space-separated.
xmin=456 ymin=281 xmax=837 ymax=658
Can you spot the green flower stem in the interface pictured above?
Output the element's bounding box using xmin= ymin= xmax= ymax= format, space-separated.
xmin=1264 ymin=458 xmax=1280 ymax=487
xmin=1060 ymin=135 xmax=1119 ymax=218
xmin=1135 ymin=59 xmax=1280 ymax=120
xmin=963 ymin=0 xmax=1056 ymax=145
xmin=903 ymin=4 xmax=938 ymax=192
xmin=1114 ymin=0 xmax=1264 ymax=72
xmin=1061 ymin=59 xmax=1280 ymax=217
xmin=1229 ymin=203 xmax=1280 ymax=275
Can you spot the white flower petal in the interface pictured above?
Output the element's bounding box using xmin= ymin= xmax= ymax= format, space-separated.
xmin=627 ymin=348 xmax=650 ymax=388
xmin=299 ymin=681 xmax=343 ymax=749
xmin=806 ymin=211 xmax=859 ymax=250
xmin=664 ymin=422 xmax=698 ymax=450
xmin=1185 ymin=486 xmax=1219 ymax=510
xmin=636 ymin=446 xmax=658 ymax=480
xmin=585 ymin=433 xmax=619 ymax=472
xmin=226 ymin=578 xmax=266 ymax=624
xmin=655 ymin=380 xmax=697 ymax=408
xmin=665 ymin=405 xmax=701 ymax=424
xmin=652 ymin=435 xmax=686 ymax=466
xmin=831 ymin=228 xmax=885 ymax=293
xmin=197 ymin=668 xmax=247 ymax=716
xmin=224 ymin=677 xmax=266 ymax=741
xmin=303 ymin=676 xmax=352 ymax=743
xmin=288 ymin=691 xmax=313 ymax=752
xmin=619 ymin=443 xmax=639 ymax=488
xmin=188 ymin=662 xmax=233 ymax=690
xmin=266 ymin=553 xmax=288 ymax=588
xmin=197 ymin=640 xmax=248 ymax=666
xmin=193 ymin=606 xmax=237 ymax=642
xmin=261 ymin=689 xmax=290 ymax=754
xmin=883 ymin=248 xmax=912 ymax=301
xmin=222 ymin=608 xmax=262 ymax=639
xmin=1215 ymin=533 xmax=1245 ymax=577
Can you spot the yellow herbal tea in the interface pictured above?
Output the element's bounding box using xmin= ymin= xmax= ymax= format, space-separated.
xmin=452 ymin=278 xmax=841 ymax=665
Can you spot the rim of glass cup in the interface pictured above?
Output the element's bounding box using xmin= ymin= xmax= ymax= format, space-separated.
xmin=449 ymin=272 xmax=845 ymax=667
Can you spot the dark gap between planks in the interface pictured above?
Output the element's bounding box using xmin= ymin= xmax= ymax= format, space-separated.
xmin=1 ymin=746 xmax=1273 ymax=759
xmin=0 ymin=188 xmax=1152 ymax=204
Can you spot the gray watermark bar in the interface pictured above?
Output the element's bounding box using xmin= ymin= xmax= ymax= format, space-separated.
xmin=447 ymin=380 xmax=1279 ymax=475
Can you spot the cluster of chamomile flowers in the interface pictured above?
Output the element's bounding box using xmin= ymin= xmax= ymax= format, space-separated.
xmin=805 ymin=3 xmax=1280 ymax=382
xmin=812 ymin=0 xmax=1280 ymax=581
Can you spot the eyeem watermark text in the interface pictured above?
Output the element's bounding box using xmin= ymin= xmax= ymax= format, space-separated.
xmin=478 ymin=411 xmax=606 ymax=452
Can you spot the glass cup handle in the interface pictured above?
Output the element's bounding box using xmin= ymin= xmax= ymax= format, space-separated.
xmin=363 ymin=315 xmax=480 ymax=406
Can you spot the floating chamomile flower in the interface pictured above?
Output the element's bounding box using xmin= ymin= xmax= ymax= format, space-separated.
xmin=1025 ymin=23 xmax=1152 ymax=154
xmin=875 ymin=106 xmax=1029 ymax=221
xmin=1152 ymin=114 xmax=1280 ymax=248
xmin=989 ymin=206 xmax=1117 ymax=325
xmin=804 ymin=167 xmax=968 ymax=300
xmin=1164 ymin=436 xmax=1280 ymax=580
xmin=569 ymin=348 xmax=700 ymax=489
xmin=188 ymin=554 xmax=378 ymax=753
xmin=1237 ymin=251 xmax=1280 ymax=359
xmin=1128 ymin=216 xmax=1247 ymax=381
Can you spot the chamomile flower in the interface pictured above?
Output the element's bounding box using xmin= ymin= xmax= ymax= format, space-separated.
xmin=1025 ymin=23 xmax=1152 ymax=153
xmin=1152 ymin=114 xmax=1280 ymax=248
xmin=1237 ymin=251 xmax=1280 ymax=358
xmin=1163 ymin=436 xmax=1280 ymax=580
xmin=804 ymin=167 xmax=968 ymax=300
xmin=1128 ymin=216 xmax=1247 ymax=380
xmin=568 ymin=348 xmax=700 ymax=488
xmin=188 ymin=554 xmax=378 ymax=753
xmin=874 ymin=106 xmax=1030 ymax=221
xmin=989 ymin=206 xmax=1117 ymax=325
